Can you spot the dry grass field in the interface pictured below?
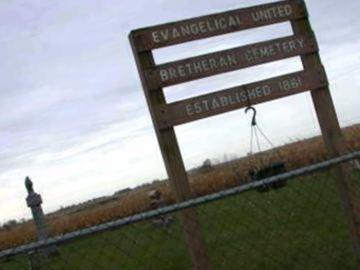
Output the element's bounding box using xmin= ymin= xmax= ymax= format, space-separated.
xmin=0 ymin=124 xmax=359 ymax=251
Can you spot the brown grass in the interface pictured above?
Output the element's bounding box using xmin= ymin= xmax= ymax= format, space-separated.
xmin=1 ymin=124 xmax=359 ymax=251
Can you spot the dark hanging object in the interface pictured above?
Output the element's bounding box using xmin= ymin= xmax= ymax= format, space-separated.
xmin=245 ymin=106 xmax=287 ymax=192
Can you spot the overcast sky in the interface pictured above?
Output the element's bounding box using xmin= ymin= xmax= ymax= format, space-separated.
xmin=1 ymin=0 xmax=359 ymax=223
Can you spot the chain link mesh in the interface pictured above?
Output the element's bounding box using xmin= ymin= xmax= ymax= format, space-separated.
xmin=1 ymin=151 xmax=360 ymax=270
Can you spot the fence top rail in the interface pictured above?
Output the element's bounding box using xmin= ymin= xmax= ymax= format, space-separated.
xmin=0 ymin=150 xmax=359 ymax=260
xmin=130 ymin=0 xmax=306 ymax=51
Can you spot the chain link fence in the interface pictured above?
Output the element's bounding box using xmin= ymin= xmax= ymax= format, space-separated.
xmin=1 ymin=151 xmax=360 ymax=270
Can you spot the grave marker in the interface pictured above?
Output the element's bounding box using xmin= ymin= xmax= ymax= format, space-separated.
xmin=25 ymin=177 xmax=58 ymax=258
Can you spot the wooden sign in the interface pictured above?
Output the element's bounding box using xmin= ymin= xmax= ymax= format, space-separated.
xmin=146 ymin=35 xmax=317 ymax=89
xmin=157 ymin=68 xmax=327 ymax=128
xmin=132 ymin=0 xmax=306 ymax=51
xmin=129 ymin=0 xmax=360 ymax=268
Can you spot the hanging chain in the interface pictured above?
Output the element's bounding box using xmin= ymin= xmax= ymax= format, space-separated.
xmin=254 ymin=126 xmax=261 ymax=153
xmin=256 ymin=125 xmax=275 ymax=149
xmin=250 ymin=125 xmax=254 ymax=155
xmin=246 ymin=106 xmax=275 ymax=155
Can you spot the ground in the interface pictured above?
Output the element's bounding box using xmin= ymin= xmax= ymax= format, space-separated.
xmin=2 ymin=170 xmax=359 ymax=269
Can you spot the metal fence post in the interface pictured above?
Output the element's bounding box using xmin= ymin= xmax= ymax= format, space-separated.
xmin=27 ymin=250 xmax=45 ymax=270
xmin=352 ymin=159 xmax=360 ymax=171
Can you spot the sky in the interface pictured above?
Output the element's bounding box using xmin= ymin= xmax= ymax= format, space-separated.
xmin=0 ymin=0 xmax=359 ymax=223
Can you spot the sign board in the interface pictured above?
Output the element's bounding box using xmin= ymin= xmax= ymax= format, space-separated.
xmin=129 ymin=0 xmax=360 ymax=268
xmin=145 ymin=35 xmax=317 ymax=89
xmin=157 ymin=68 xmax=327 ymax=128
xmin=132 ymin=0 xmax=306 ymax=51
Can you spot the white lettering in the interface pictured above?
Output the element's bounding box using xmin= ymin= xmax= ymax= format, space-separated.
xmin=194 ymin=102 xmax=202 ymax=114
xmin=218 ymin=18 xmax=228 ymax=29
xmin=160 ymin=30 xmax=169 ymax=41
xmin=172 ymin=28 xmax=181 ymax=38
xmin=212 ymin=99 xmax=221 ymax=109
xmin=251 ymin=5 xmax=293 ymax=22
xmin=297 ymin=39 xmax=305 ymax=48
xmin=209 ymin=58 xmax=217 ymax=69
xmin=263 ymin=85 xmax=271 ymax=95
xmin=181 ymin=83 xmax=275 ymax=117
xmin=247 ymin=88 xmax=257 ymax=99
xmin=169 ymin=68 xmax=177 ymax=79
xmin=150 ymin=6 xmax=292 ymax=44
xmin=227 ymin=55 xmax=238 ymax=65
xmin=186 ymin=104 xmax=194 ymax=116
xmin=180 ymin=25 xmax=191 ymax=36
xmin=240 ymin=91 xmax=248 ymax=102
xmin=193 ymin=62 xmax=203 ymax=73
xmin=178 ymin=65 xmax=186 ymax=77
xmin=190 ymin=24 xmax=199 ymax=35
xmin=152 ymin=32 xmax=161 ymax=43
xmin=202 ymin=100 xmax=210 ymax=111
xmin=159 ymin=70 xmax=169 ymax=82
xmin=202 ymin=60 xmax=210 ymax=72
xmin=255 ymin=86 xmax=263 ymax=97
xmin=228 ymin=16 xmax=238 ymax=27
xmin=284 ymin=5 xmax=292 ymax=16
xmin=220 ymin=96 xmax=229 ymax=107
xmin=198 ymin=21 xmax=207 ymax=33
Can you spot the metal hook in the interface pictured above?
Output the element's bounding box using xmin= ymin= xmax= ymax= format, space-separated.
xmin=245 ymin=106 xmax=257 ymax=126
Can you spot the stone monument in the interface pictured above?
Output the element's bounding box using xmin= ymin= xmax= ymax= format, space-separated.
xmin=25 ymin=177 xmax=58 ymax=257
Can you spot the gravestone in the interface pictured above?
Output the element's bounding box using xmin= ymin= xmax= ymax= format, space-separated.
xmin=148 ymin=190 xmax=173 ymax=228
xmin=25 ymin=177 xmax=58 ymax=258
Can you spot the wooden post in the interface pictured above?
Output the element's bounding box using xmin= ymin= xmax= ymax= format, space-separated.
xmin=129 ymin=1 xmax=357 ymax=268
xmin=291 ymin=0 xmax=360 ymax=265
xmin=129 ymin=36 xmax=212 ymax=270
